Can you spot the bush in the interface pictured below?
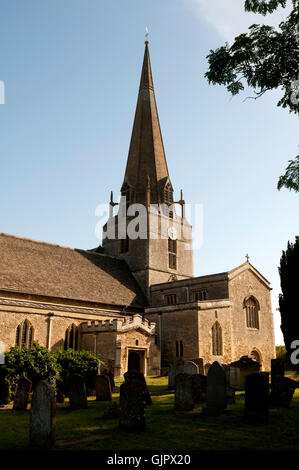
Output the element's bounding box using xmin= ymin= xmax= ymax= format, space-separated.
xmin=55 ymin=349 xmax=100 ymax=395
xmin=4 ymin=342 xmax=61 ymax=393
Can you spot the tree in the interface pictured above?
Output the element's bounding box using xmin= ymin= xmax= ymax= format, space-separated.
xmin=205 ymin=0 xmax=299 ymax=192
xmin=279 ymin=237 xmax=299 ymax=370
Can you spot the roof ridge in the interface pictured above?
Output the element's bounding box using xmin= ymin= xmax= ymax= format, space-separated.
xmin=0 ymin=232 xmax=121 ymax=261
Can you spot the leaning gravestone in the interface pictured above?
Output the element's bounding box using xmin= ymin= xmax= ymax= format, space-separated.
xmin=204 ymin=361 xmax=227 ymax=415
xmin=30 ymin=380 xmax=56 ymax=449
xmin=67 ymin=374 xmax=88 ymax=410
xmin=124 ymin=370 xmax=152 ymax=405
xmin=13 ymin=376 xmax=32 ymax=411
xmin=245 ymin=372 xmax=269 ymax=422
xmin=192 ymin=374 xmax=207 ymax=403
xmin=175 ymin=373 xmax=194 ymax=411
xmin=168 ymin=358 xmax=184 ymax=389
xmin=269 ymin=377 xmax=297 ymax=408
xmin=94 ymin=375 xmax=112 ymax=401
xmin=183 ymin=361 xmax=199 ymax=376
xmin=271 ymin=358 xmax=285 ymax=387
xmin=119 ymin=380 xmax=146 ymax=431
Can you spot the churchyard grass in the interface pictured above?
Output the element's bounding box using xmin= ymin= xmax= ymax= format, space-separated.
xmin=0 ymin=375 xmax=298 ymax=450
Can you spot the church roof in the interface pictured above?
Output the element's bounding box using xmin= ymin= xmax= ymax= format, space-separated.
xmin=0 ymin=233 xmax=147 ymax=309
xmin=122 ymin=41 xmax=171 ymax=204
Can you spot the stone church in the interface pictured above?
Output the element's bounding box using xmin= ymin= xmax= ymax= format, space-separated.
xmin=0 ymin=42 xmax=276 ymax=375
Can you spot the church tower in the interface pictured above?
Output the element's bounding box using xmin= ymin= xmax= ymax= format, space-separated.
xmin=102 ymin=41 xmax=194 ymax=298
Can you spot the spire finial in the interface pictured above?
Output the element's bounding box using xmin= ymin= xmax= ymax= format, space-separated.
xmin=246 ymin=254 xmax=250 ymax=263
xmin=145 ymin=26 xmax=149 ymax=44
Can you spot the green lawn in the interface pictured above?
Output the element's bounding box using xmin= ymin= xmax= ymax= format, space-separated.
xmin=0 ymin=375 xmax=298 ymax=450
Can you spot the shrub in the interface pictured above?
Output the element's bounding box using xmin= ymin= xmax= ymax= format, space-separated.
xmin=55 ymin=349 xmax=100 ymax=395
xmin=4 ymin=342 xmax=60 ymax=392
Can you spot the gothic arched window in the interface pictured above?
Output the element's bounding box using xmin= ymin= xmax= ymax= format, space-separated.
xmin=212 ymin=321 xmax=222 ymax=356
xmin=245 ymin=296 xmax=259 ymax=329
xmin=15 ymin=320 xmax=34 ymax=348
xmin=64 ymin=324 xmax=79 ymax=351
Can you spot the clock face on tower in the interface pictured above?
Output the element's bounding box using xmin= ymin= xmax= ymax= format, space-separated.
xmin=168 ymin=226 xmax=177 ymax=240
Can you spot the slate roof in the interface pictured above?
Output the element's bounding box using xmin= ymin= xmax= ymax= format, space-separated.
xmin=0 ymin=233 xmax=147 ymax=309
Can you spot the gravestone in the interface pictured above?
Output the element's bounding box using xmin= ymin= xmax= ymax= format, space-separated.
xmin=225 ymin=366 xmax=236 ymax=404
xmin=229 ymin=356 xmax=260 ymax=389
xmin=124 ymin=370 xmax=151 ymax=405
xmin=269 ymin=377 xmax=297 ymax=408
xmin=192 ymin=358 xmax=204 ymax=375
xmin=271 ymin=359 xmax=285 ymax=386
xmin=67 ymin=374 xmax=87 ymax=410
xmin=30 ymin=380 xmax=56 ymax=448
xmin=183 ymin=361 xmax=199 ymax=376
xmin=103 ymin=401 xmax=119 ymax=419
xmin=119 ymin=380 xmax=146 ymax=431
xmin=168 ymin=358 xmax=184 ymax=389
xmin=175 ymin=373 xmax=194 ymax=411
xmin=229 ymin=367 xmax=241 ymax=388
xmin=94 ymin=375 xmax=112 ymax=401
xmin=0 ymin=368 xmax=11 ymax=405
xmin=192 ymin=374 xmax=207 ymax=403
xmin=102 ymin=369 xmax=115 ymax=390
xmin=204 ymin=361 xmax=227 ymax=415
xmin=245 ymin=372 xmax=269 ymax=422
xmin=13 ymin=376 xmax=32 ymax=411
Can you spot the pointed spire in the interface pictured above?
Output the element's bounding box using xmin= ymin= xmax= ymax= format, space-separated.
xmin=121 ymin=41 xmax=172 ymax=206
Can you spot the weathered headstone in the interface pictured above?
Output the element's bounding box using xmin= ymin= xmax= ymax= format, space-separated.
xmin=192 ymin=358 xmax=204 ymax=375
xmin=245 ymin=372 xmax=269 ymax=422
xmin=270 ymin=377 xmax=297 ymax=408
xmin=0 ymin=368 xmax=11 ymax=405
xmin=124 ymin=370 xmax=151 ymax=405
xmin=102 ymin=369 xmax=115 ymax=390
xmin=67 ymin=374 xmax=87 ymax=410
xmin=271 ymin=358 xmax=285 ymax=386
xmin=168 ymin=358 xmax=184 ymax=389
xmin=13 ymin=376 xmax=32 ymax=411
xmin=30 ymin=380 xmax=56 ymax=449
xmin=192 ymin=374 xmax=207 ymax=403
xmin=229 ymin=356 xmax=260 ymax=389
xmin=229 ymin=367 xmax=241 ymax=388
xmin=119 ymin=380 xmax=146 ymax=431
xmin=183 ymin=361 xmax=199 ymax=376
xmin=175 ymin=373 xmax=194 ymax=411
xmin=103 ymin=401 xmax=119 ymax=419
xmin=204 ymin=361 xmax=227 ymax=415
xmin=94 ymin=375 xmax=112 ymax=401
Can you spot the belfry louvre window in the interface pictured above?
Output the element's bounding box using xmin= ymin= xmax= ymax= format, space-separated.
xmin=212 ymin=321 xmax=222 ymax=356
xmin=168 ymin=238 xmax=177 ymax=270
xmin=64 ymin=324 xmax=79 ymax=351
xmin=163 ymin=183 xmax=173 ymax=205
xmin=245 ymin=297 xmax=259 ymax=329
xmin=193 ymin=289 xmax=208 ymax=301
xmin=15 ymin=320 xmax=34 ymax=348
xmin=165 ymin=294 xmax=177 ymax=305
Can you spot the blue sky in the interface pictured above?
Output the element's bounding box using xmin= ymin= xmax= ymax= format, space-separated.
xmin=0 ymin=0 xmax=298 ymax=344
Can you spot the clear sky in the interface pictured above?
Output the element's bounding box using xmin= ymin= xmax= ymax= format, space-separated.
xmin=0 ymin=0 xmax=298 ymax=345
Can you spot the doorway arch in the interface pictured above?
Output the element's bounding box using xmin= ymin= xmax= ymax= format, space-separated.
xmin=127 ymin=350 xmax=145 ymax=373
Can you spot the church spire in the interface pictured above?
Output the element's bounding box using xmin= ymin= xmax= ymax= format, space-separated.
xmin=121 ymin=41 xmax=172 ymax=206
